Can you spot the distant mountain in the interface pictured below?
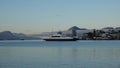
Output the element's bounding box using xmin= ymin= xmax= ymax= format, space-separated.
xmin=0 ymin=31 xmax=40 ymax=40
xmin=68 ymin=26 xmax=80 ymax=31
xmin=0 ymin=31 xmax=19 ymax=40
xmin=13 ymin=33 xmax=38 ymax=40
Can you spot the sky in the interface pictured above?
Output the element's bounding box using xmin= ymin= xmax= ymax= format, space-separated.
xmin=0 ymin=0 xmax=120 ymax=34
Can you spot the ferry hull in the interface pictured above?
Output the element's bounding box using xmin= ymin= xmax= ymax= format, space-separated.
xmin=43 ymin=38 xmax=79 ymax=41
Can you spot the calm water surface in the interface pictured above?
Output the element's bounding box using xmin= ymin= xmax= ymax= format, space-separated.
xmin=0 ymin=40 xmax=120 ymax=68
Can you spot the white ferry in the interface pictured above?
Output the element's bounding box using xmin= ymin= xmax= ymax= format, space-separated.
xmin=42 ymin=34 xmax=79 ymax=41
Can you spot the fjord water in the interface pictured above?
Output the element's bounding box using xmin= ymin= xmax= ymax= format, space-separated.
xmin=0 ymin=40 xmax=120 ymax=68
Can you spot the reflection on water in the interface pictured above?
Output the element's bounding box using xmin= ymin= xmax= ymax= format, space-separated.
xmin=0 ymin=41 xmax=120 ymax=68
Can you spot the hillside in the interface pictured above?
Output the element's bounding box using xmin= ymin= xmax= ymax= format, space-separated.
xmin=0 ymin=31 xmax=40 ymax=40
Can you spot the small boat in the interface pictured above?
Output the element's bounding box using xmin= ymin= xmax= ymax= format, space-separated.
xmin=42 ymin=34 xmax=79 ymax=41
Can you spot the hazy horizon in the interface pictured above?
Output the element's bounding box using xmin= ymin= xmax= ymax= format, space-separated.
xmin=0 ymin=0 xmax=120 ymax=34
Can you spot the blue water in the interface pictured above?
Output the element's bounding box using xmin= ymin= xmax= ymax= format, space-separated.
xmin=0 ymin=40 xmax=120 ymax=68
